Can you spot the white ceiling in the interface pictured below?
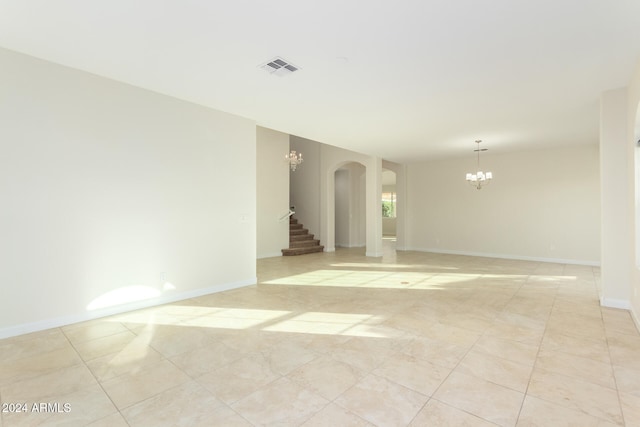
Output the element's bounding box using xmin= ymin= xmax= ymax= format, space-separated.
xmin=1 ymin=0 xmax=639 ymax=163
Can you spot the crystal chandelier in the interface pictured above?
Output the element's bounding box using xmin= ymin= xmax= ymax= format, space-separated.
xmin=465 ymin=140 xmax=492 ymax=190
xmin=286 ymin=150 xmax=303 ymax=171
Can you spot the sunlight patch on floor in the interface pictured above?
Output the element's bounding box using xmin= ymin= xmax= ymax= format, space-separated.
xmin=263 ymin=311 xmax=389 ymax=337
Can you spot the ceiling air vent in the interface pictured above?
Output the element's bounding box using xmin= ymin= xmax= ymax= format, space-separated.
xmin=259 ymin=56 xmax=300 ymax=77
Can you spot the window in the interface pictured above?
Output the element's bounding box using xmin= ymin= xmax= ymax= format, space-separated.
xmin=382 ymin=191 xmax=396 ymax=218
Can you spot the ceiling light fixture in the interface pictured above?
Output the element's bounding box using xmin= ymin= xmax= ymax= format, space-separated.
xmin=286 ymin=150 xmax=303 ymax=171
xmin=465 ymin=140 xmax=492 ymax=190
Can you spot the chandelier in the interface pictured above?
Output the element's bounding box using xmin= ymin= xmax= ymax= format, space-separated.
xmin=465 ymin=140 xmax=492 ymax=190
xmin=286 ymin=150 xmax=303 ymax=171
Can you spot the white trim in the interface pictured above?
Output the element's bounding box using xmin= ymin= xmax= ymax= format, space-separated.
xmin=365 ymin=251 xmax=384 ymax=257
xmin=0 ymin=278 xmax=256 ymax=340
xmin=335 ymin=243 xmax=366 ymax=248
xmin=324 ymin=247 xmax=336 ymax=253
xmin=405 ymin=247 xmax=600 ymax=267
xmin=631 ymin=306 xmax=640 ymax=333
xmin=257 ymin=252 xmax=283 ymax=259
xmin=600 ymin=297 xmax=632 ymax=310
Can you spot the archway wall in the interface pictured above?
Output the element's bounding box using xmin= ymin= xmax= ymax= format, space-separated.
xmin=626 ymin=59 xmax=640 ymax=329
xmin=320 ymin=144 xmax=383 ymax=256
xmin=289 ymin=135 xmax=391 ymax=257
xmin=335 ymin=163 xmax=366 ymax=248
xmin=600 ymin=88 xmax=632 ymax=310
xmin=382 ymin=160 xmax=407 ymax=250
xmin=289 ymin=136 xmax=322 ymax=240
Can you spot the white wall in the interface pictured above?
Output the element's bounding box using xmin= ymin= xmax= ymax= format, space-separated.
xmin=0 ymin=48 xmax=257 ymax=338
xmin=600 ymin=88 xmax=632 ymax=308
xmin=290 ymin=136 xmax=321 ymax=239
xmin=256 ymin=127 xmax=290 ymax=258
xmin=627 ymin=60 xmax=640 ymax=330
xmin=334 ymin=164 xmax=366 ymax=248
xmin=335 ymin=169 xmax=351 ymax=247
xmin=406 ymin=146 xmax=600 ymax=264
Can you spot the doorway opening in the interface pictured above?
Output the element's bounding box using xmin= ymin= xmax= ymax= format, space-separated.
xmin=382 ymin=168 xmax=397 ymax=241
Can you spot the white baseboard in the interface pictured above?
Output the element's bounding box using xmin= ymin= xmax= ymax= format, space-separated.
xmin=405 ymin=247 xmax=600 ymax=267
xmin=631 ymin=305 xmax=640 ymax=333
xmin=257 ymin=252 xmax=282 ymax=259
xmin=0 ymin=278 xmax=256 ymax=340
xmin=600 ymin=297 xmax=631 ymax=310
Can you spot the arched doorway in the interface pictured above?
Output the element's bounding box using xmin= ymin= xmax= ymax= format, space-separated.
xmin=382 ymin=168 xmax=397 ymax=240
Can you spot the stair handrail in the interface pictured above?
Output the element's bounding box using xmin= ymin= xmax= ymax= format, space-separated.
xmin=279 ymin=209 xmax=295 ymax=221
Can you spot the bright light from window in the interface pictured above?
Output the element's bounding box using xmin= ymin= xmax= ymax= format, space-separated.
xmin=87 ymin=285 xmax=162 ymax=311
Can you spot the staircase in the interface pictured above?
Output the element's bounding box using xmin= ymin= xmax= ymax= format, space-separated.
xmin=282 ymin=217 xmax=324 ymax=256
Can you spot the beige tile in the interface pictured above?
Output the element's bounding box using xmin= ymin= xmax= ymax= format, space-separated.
xmin=497 ymin=312 xmax=547 ymax=331
xmin=433 ymin=371 xmax=524 ymax=427
xmin=472 ymin=335 xmax=539 ymax=367
xmin=410 ymin=399 xmax=497 ymax=427
xmin=602 ymin=308 xmax=639 ymax=337
xmin=613 ymin=364 xmax=640 ymax=397
xmin=546 ymin=313 xmax=606 ymax=341
xmin=169 ymin=340 xmax=244 ymax=378
xmin=1 ymin=363 xmax=97 ymax=403
xmin=287 ymin=354 xmax=363 ymax=400
xmin=73 ymin=330 xmax=138 ymax=361
xmin=329 ymin=337 xmax=395 ymax=373
xmin=516 ymin=395 xmax=620 ymax=427
xmin=483 ymin=319 xmax=544 ymax=346
xmin=301 ymin=403 xmax=374 ymax=427
xmin=1 ymin=383 xmax=116 ymax=427
xmin=455 ymin=348 xmax=533 ymax=392
xmin=527 ymin=368 xmax=623 ymax=425
xmin=540 ymin=330 xmax=610 ymax=363
xmin=147 ymin=325 xmax=218 ymax=358
xmin=0 ymin=345 xmax=82 ymax=387
xmin=552 ymin=301 xmax=603 ymax=319
xmin=2 ymin=248 xmax=634 ymax=427
xmin=197 ymin=353 xmax=280 ymax=404
xmin=535 ymin=349 xmax=615 ymax=389
xmin=438 ymin=311 xmax=495 ymax=333
xmin=402 ymin=336 xmax=469 ymax=369
xmin=422 ymin=322 xmax=482 ymax=346
xmin=86 ymin=412 xmax=130 ymax=427
xmin=101 ymin=359 xmax=191 ymax=409
xmin=232 ymin=377 xmax=328 ymax=426
xmin=121 ymin=381 xmax=226 ymax=427
xmin=260 ymin=339 xmax=320 ymax=376
xmin=607 ymin=332 xmax=640 ymax=372
xmin=217 ymin=329 xmax=284 ymax=354
xmin=62 ymin=319 xmax=129 ymax=345
xmin=0 ymin=329 xmax=69 ymax=362
xmin=382 ymin=312 xmax=440 ymax=336
xmin=85 ymin=342 xmax=165 ymax=382
xmin=373 ymin=351 xmax=452 ymax=396
xmin=335 ymin=374 xmax=428 ymax=426
xmin=619 ymin=391 xmax=640 ymax=426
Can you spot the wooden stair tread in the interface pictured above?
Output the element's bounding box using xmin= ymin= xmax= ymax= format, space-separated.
xmin=289 ymin=239 xmax=321 ymax=248
xmin=282 ymin=246 xmax=324 ymax=256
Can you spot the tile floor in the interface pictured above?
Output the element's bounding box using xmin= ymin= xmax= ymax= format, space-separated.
xmin=1 ymin=242 xmax=640 ymax=426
